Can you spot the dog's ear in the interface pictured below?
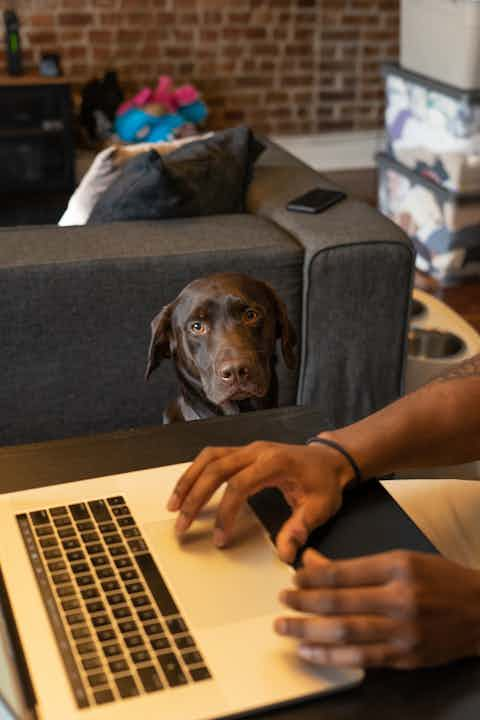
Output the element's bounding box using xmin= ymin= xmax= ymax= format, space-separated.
xmin=265 ymin=284 xmax=297 ymax=370
xmin=145 ymin=305 xmax=174 ymax=380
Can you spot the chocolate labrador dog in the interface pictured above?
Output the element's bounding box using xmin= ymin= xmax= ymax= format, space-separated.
xmin=145 ymin=272 xmax=297 ymax=423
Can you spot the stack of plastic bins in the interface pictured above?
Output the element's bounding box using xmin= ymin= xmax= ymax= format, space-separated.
xmin=376 ymin=0 xmax=480 ymax=285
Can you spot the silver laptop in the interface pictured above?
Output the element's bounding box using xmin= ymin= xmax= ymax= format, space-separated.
xmin=0 ymin=463 xmax=364 ymax=720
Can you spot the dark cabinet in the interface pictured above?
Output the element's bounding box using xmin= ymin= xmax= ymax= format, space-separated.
xmin=0 ymin=76 xmax=75 ymax=194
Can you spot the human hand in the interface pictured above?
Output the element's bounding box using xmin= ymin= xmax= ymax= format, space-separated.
xmin=275 ymin=548 xmax=480 ymax=668
xmin=166 ymin=440 xmax=354 ymax=563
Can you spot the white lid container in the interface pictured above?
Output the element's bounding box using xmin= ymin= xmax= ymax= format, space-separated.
xmin=401 ymin=0 xmax=480 ymax=90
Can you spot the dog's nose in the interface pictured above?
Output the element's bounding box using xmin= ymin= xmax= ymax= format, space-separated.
xmin=219 ymin=361 xmax=250 ymax=386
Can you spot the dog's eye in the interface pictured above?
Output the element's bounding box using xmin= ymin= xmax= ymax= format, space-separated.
xmin=243 ymin=308 xmax=259 ymax=325
xmin=190 ymin=320 xmax=207 ymax=335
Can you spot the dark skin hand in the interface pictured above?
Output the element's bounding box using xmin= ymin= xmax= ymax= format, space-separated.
xmin=276 ymin=548 xmax=480 ymax=669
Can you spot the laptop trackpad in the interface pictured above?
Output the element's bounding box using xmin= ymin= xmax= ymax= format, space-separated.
xmin=143 ymin=505 xmax=291 ymax=630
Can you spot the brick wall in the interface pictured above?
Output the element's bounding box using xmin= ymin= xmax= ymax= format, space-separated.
xmin=0 ymin=0 xmax=399 ymax=134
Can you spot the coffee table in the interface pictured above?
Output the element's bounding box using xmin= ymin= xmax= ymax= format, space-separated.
xmin=1 ymin=406 xmax=479 ymax=720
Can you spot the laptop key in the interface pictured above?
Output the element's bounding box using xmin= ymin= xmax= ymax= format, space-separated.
xmin=144 ymin=622 xmax=163 ymax=636
xmin=35 ymin=525 xmax=54 ymax=537
xmin=57 ymin=584 xmax=75 ymax=598
xmin=115 ymin=675 xmax=139 ymax=698
xmin=81 ymin=531 xmax=100 ymax=544
xmin=113 ymin=606 xmax=131 ymax=619
xmin=126 ymin=582 xmax=144 ymax=595
xmin=109 ymin=659 xmax=128 ymax=674
xmin=30 ymin=510 xmax=50 ymax=525
xmin=98 ymin=629 xmax=116 ymax=643
xmin=114 ymin=557 xmax=132 ymax=569
xmin=91 ymin=555 xmax=109 ymax=568
xmin=102 ymin=643 xmax=122 ymax=658
xmin=122 ymin=527 xmax=141 ymax=539
xmin=131 ymin=649 xmax=150 ymax=664
xmin=112 ymin=506 xmax=130 ymax=517
xmin=77 ymin=641 xmax=96 ymax=655
xmin=151 ymin=636 xmax=170 ymax=651
xmin=125 ymin=635 xmax=142 ymax=648
xmin=67 ymin=550 xmax=85 ymax=562
xmin=138 ymin=666 xmax=163 ymax=693
xmin=88 ymin=500 xmax=111 ymax=523
xmin=52 ymin=572 xmax=70 ymax=585
xmin=62 ymin=598 xmax=80 ymax=611
xmin=54 ymin=516 xmax=72 ymax=528
xmin=39 ymin=537 xmax=58 ymax=548
xmin=58 ymin=526 xmax=76 ymax=538
xmin=50 ymin=506 xmax=68 ymax=517
xmin=77 ymin=520 xmax=94 ymax=532
xmin=103 ymin=533 xmax=122 ymax=545
xmin=86 ymin=600 xmax=104 ymax=614
xmin=137 ymin=608 xmax=156 ymax=622
xmin=71 ymin=562 xmax=89 ymax=574
xmin=48 ymin=559 xmax=66 ymax=572
xmin=86 ymin=543 xmax=104 ymax=556
xmin=63 ymin=538 xmax=80 ymax=550
xmin=106 ymin=592 xmax=125 ymax=606
xmin=101 ymin=579 xmax=119 ymax=592
xmin=109 ymin=545 xmax=128 ymax=557
xmin=117 ymin=516 xmax=135 ymax=527
xmin=92 ymin=615 xmax=110 ymax=628
xmin=82 ymin=656 xmax=102 ymax=671
xmin=94 ymin=689 xmax=114 ymax=705
xmin=120 ymin=569 xmax=138 ymax=582
xmin=81 ymin=587 xmax=99 ymax=600
xmin=72 ymin=626 xmax=91 ymax=641
xmin=136 ymin=553 xmax=178 ymax=616
xmin=96 ymin=567 xmax=115 ymax=579
xmin=66 ymin=612 xmax=85 ymax=626
xmin=88 ymin=672 xmax=108 ymax=688
xmin=157 ymin=653 xmax=187 ymax=687
xmin=99 ymin=522 xmax=116 ymax=534
xmin=175 ymin=635 xmax=194 ymax=650
xmin=190 ymin=667 xmax=211 ymax=682
xmin=69 ymin=503 xmax=90 ymax=521
xmin=118 ymin=620 xmax=138 ymax=634
xmin=167 ymin=617 xmax=187 ymax=635
xmin=128 ymin=539 xmax=147 ymax=554
xmin=183 ymin=650 xmax=203 ymax=665
xmin=107 ymin=496 xmax=125 ymax=506
xmin=76 ymin=574 xmax=95 ymax=587
xmin=132 ymin=595 xmax=149 ymax=608
xmin=43 ymin=548 xmax=62 ymax=560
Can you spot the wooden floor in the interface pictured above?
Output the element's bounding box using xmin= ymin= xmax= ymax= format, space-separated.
xmin=325 ymin=167 xmax=480 ymax=334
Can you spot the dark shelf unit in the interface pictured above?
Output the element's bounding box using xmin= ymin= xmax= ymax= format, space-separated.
xmin=0 ymin=75 xmax=75 ymax=224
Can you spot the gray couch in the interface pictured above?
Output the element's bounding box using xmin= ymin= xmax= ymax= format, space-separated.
xmin=0 ymin=142 xmax=414 ymax=446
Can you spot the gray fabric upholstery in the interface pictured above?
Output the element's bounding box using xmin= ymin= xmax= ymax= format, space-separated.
xmin=0 ymin=141 xmax=414 ymax=446
xmin=0 ymin=215 xmax=302 ymax=445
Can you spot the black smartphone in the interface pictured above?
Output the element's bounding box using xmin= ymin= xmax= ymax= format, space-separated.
xmin=287 ymin=187 xmax=346 ymax=214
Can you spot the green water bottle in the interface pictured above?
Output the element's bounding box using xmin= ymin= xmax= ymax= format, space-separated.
xmin=4 ymin=9 xmax=23 ymax=76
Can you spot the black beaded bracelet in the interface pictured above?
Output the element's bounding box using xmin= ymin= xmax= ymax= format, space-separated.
xmin=306 ymin=436 xmax=364 ymax=488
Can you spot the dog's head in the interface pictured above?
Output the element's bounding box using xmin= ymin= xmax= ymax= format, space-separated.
xmin=145 ymin=273 xmax=296 ymax=406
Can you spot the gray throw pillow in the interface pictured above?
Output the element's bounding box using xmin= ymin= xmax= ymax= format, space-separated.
xmin=87 ymin=127 xmax=265 ymax=224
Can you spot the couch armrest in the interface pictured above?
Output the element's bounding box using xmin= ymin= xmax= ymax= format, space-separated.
xmin=247 ymin=154 xmax=415 ymax=429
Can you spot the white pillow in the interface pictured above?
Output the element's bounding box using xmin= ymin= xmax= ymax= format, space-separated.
xmin=58 ymin=146 xmax=120 ymax=226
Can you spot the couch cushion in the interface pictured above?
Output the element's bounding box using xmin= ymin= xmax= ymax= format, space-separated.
xmin=0 ymin=215 xmax=302 ymax=445
xmin=88 ymin=127 xmax=264 ymax=224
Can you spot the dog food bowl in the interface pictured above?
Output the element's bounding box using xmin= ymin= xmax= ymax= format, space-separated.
xmin=408 ymin=327 xmax=465 ymax=359
xmin=410 ymin=298 xmax=426 ymax=320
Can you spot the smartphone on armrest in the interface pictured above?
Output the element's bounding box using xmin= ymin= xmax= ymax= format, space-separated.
xmin=287 ymin=187 xmax=346 ymax=214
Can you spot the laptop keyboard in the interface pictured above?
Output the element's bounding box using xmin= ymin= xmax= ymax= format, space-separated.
xmin=16 ymin=496 xmax=211 ymax=708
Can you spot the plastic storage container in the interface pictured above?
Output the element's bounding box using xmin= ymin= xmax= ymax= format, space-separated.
xmin=377 ymin=152 xmax=480 ymax=284
xmin=401 ymin=0 xmax=480 ymax=91
xmin=384 ymin=63 xmax=480 ymax=194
